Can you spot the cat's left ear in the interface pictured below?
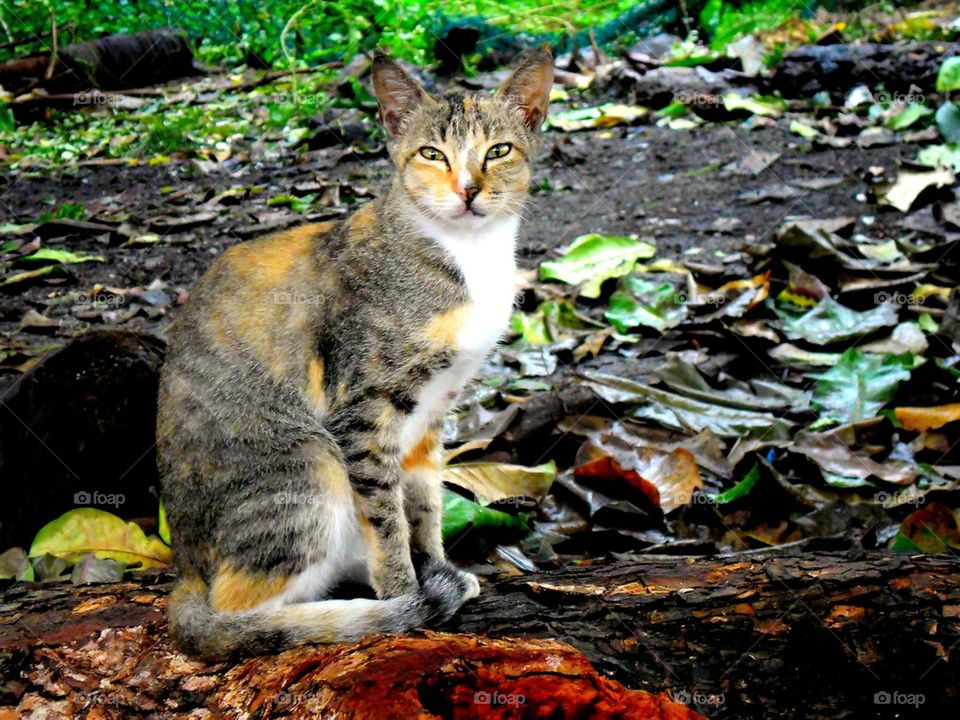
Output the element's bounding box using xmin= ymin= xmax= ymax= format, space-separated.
xmin=497 ymin=46 xmax=555 ymax=130
xmin=371 ymin=51 xmax=434 ymax=136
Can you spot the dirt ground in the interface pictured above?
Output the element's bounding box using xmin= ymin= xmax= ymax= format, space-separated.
xmin=0 ymin=119 xmax=911 ymax=361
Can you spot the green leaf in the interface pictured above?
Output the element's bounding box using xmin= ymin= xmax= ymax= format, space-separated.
xmin=444 ymin=460 xmax=556 ymax=506
xmin=722 ymin=93 xmax=785 ymax=117
xmin=19 ymin=248 xmax=106 ymax=265
xmin=935 ymin=103 xmax=960 ymax=143
xmin=29 ymin=508 xmax=172 ymax=570
xmin=811 ymin=349 xmax=913 ymax=425
xmin=546 ymin=104 xmax=648 ymax=132
xmin=917 ymin=143 xmax=960 ymax=172
xmin=789 ymin=120 xmax=819 ymax=138
xmin=441 ymin=489 xmax=529 ymax=545
xmin=775 ymin=297 xmax=898 ymax=345
xmin=936 ymin=57 xmax=960 ymax=92
xmin=539 ymin=234 xmax=655 ymax=298
xmin=158 ymin=500 xmax=171 ymax=546
xmin=887 ymin=103 xmax=933 ymax=130
xmin=604 ymin=276 xmax=687 ymax=333
xmin=511 ymin=311 xmax=550 ymax=345
xmin=710 ymin=463 xmax=760 ymax=505
xmin=0 ymin=265 xmax=60 ymax=288
xmin=583 ymin=372 xmax=793 ymax=439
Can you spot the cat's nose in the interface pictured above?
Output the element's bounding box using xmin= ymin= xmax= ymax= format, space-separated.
xmin=456 ymin=182 xmax=481 ymax=206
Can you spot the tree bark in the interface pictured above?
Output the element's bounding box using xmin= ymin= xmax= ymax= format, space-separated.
xmin=1 ymin=552 xmax=957 ymax=719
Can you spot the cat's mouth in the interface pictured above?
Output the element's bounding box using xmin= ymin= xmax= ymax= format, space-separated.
xmin=455 ymin=207 xmax=486 ymax=219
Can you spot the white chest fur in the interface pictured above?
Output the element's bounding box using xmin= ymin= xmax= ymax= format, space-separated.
xmin=398 ymin=216 xmax=519 ymax=454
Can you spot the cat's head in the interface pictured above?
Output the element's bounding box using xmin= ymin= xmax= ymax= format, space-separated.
xmin=371 ymin=48 xmax=554 ymax=230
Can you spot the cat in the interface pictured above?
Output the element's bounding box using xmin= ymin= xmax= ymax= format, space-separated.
xmin=158 ymin=47 xmax=554 ymax=660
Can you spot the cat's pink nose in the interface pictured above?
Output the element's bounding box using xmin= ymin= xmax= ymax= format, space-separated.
xmin=456 ymin=182 xmax=480 ymax=205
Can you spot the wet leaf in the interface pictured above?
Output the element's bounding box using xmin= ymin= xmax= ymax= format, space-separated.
xmin=441 ymin=489 xmax=529 ymax=544
xmin=605 ymin=276 xmax=687 ymax=332
xmin=584 ymin=372 xmax=793 ymax=439
xmin=656 ymin=357 xmax=808 ymax=411
xmin=444 ymin=460 xmax=556 ymax=506
xmin=29 ymin=508 xmax=172 ymax=570
xmin=539 ymin=234 xmax=656 ymax=298
xmin=894 ymin=403 xmax=960 ymax=432
xmin=776 ymin=297 xmax=899 ymax=345
xmin=811 ymin=349 xmax=912 ymax=425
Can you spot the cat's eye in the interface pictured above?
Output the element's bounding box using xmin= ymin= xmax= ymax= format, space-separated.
xmin=419 ymin=146 xmax=446 ymax=162
xmin=486 ymin=143 xmax=512 ymax=160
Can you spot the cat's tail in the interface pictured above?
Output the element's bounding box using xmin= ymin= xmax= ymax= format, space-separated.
xmin=168 ymin=562 xmax=470 ymax=661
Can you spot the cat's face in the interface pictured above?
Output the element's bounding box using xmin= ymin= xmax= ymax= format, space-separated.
xmin=372 ymin=49 xmax=554 ymax=230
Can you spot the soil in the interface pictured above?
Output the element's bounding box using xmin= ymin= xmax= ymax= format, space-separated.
xmin=0 ymin=118 xmax=912 ymax=364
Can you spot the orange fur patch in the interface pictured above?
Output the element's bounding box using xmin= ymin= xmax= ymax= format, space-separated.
xmin=422 ymin=306 xmax=469 ymax=348
xmin=347 ymin=203 xmax=378 ymax=233
xmin=209 ymin=565 xmax=289 ymax=612
xmin=402 ymin=431 xmax=439 ymax=471
xmin=306 ymin=357 xmax=326 ymax=411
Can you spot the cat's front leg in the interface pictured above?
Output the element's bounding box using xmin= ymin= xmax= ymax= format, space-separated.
xmin=402 ymin=424 xmax=480 ymax=602
xmin=341 ymin=404 xmax=419 ymax=600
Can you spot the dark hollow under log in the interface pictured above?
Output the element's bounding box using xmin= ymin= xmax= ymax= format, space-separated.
xmin=0 ymin=551 xmax=956 ymax=718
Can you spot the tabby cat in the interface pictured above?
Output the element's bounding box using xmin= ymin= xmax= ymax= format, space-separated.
xmin=159 ymin=48 xmax=554 ymax=660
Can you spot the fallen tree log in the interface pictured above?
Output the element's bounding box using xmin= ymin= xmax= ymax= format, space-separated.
xmin=1 ymin=551 xmax=957 ymax=718
xmin=0 ymin=28 xmax=197 ymax=98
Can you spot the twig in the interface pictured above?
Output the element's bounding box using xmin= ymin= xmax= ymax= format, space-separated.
xmin=43 ymin=10 xmax=57 ymax=81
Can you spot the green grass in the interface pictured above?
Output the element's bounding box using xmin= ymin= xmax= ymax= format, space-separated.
xmin=1 ymin=0 xmax=666 ymax=67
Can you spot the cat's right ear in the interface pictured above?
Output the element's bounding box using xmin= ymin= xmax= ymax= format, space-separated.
xmin=371 ymin=51 xmax=434 ymax=136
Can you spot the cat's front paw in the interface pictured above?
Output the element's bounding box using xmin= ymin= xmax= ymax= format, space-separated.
xmin=419 ymin=558 xmax=481 ymax=621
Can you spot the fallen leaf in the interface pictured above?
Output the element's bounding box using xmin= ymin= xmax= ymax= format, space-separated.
xmin=539 ymin=234 xmax=656 ymax=298
xmin=894 ymin=403 xmax=960 ymax=432
xmin=811 ymin=349 xmax=912 ymax=425
xmin=547 ymin=104 xmax=649 ymax=132
xmin=873 ymin=168 xmax=954 ymax=212
xmin=444 ymin=460 xmax=557 ymax=506
xmin=29 ymin=508 xmax=172 ymax=570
